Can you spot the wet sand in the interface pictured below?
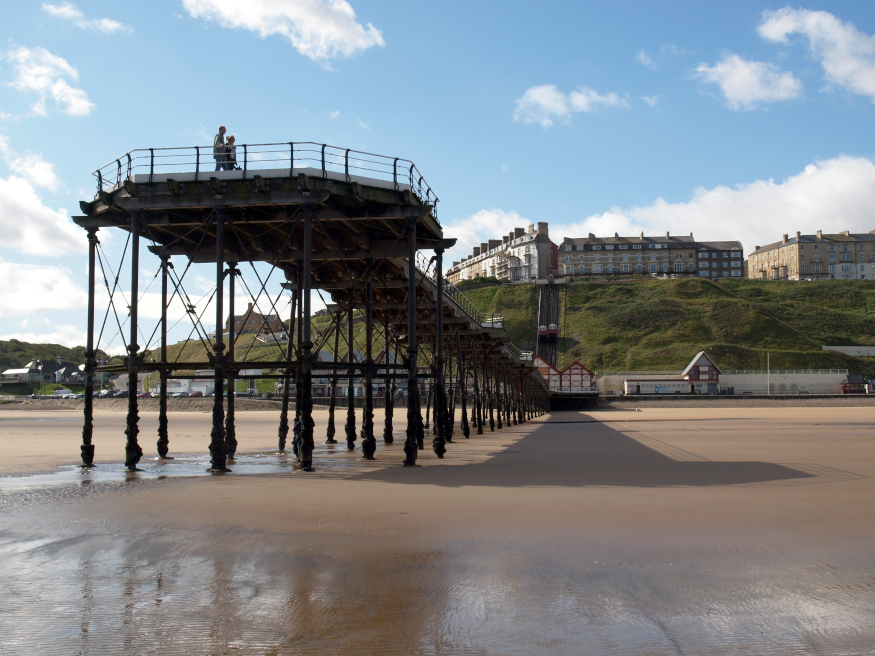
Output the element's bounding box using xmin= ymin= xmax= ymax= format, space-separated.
xmin=1 ymin=407 xmax=874 ymax=654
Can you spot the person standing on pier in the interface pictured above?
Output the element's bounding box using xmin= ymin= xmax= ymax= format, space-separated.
xmin=213 ymin=125 xmax=226 ymax=171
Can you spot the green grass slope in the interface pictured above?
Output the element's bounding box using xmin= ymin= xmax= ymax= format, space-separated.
xmin=463 ymin=279 xmax=875 ymax=377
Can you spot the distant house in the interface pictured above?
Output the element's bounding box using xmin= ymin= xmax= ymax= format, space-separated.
xmin=841 ymin=374 xmax=866 ymax=394
xmin=226 ymin=303 xmax=286 ymax=336
xmin=534 ymin=355 xmax=597 ymax=392
xmin=623 ymin=351 xmax=722 ymax=395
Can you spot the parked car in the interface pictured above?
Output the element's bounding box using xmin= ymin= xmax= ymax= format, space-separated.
xmin=151 ymin=392 xmax=161 ymax=398
xmin=137 ymin=392 xmax=150 ymax=398
xmin=171 ymin=392 xmax=190 ymax=398
xmin=98 ymin=389 xmax=113 ymax=397
xmin=114 ymin=390 xmax=129 ymax=398
xmin=189 ymin=391 xmax=203 ymax=397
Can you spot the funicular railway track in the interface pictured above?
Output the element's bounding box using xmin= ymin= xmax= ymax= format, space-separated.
xmin=73 ymin=142 xmax=548 ymax=472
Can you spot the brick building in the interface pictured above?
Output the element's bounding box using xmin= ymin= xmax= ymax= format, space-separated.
xmin=447 ymin=222 xmax=557 ymax=283
xmin=748 ymin=230 xmax=875 ymax=281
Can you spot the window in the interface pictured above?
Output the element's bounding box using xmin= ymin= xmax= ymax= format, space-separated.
xmin=675 ymin=253 xmax=682 ymax=260
xmin=593 ymin=245 xmax=601 ymax=250
xmin=712 ymin=252 xmax=718 ymax=258
xmin=564 ymin=245 xmax=572 ymax=251
xmin=723 ymin=252 xmax=729 ymax=258
xmin=860 ymin=244 xmax=866 ymax=250
xmin=731 ymin=261 xmax=741 ymax=267
xmin=594 ymin=255 xmax=601 ymax=262
xmin=861 ymin=253 xmax=866 ymax=262
xmin=622 ymin=254 xmax=629 ymax=262
xmin=700 ymin=261 xmax=709 ymax=268
xmin=637 ymin=254 xmax=642 ymax=261
xmin=578 ymin=266 xmax=584 ymax=274
xmin=830 ymin=245 xmax=834 ymax=251
xmin=688 ymin=263 xmax=695 ymax=272
xmin=607 ymin=265 xmax=614 ymax=273
xmin=649 ymin=254 xmax=656 ymax=261
xmin=814 ymin=244 xmax=818 ymax=250
xmin=565 ymin=256 xmax=571 ymax=263
xmin=662 ymin=264 xmax=669 ymax=273
xmin=731 ymin=271 xmax=741 ymax=277
xmin=633 ymin=244 xmax=642 ymax=249
xmin=619 ymin=245 xmax=628 ymax=250
xmin=637 ymin=264 xmax=642 ymax=273
xmin=699 ymin=271 xmax=709 ymax=277
xmin=801 ymin=266 xmax=805 ymax=274
xmin=622 ymin=264 xmax=629 ymax=272
xmin=663 ymin=254 xmax=668 ymax=260
xmin=699 ymin=252 xmax=708 ymax=258
xmin=593 ymin=265 xmax=601 ymax=273
xmin=830 ymin=253 xmax=835 ymax=261
xmin=674 ymin=263 xmax=684 ymax=271
xmin=579 ymin=255 xmax=584 ymax=262
xmin=731 ymin=251 xmax=741 ymax=258
xmin=649 ymin=264 xmax=657 ymax=272
xmin=829 ymin=264 xmax=836 ymax=273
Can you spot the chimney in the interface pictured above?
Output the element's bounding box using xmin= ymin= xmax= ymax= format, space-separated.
xmin=796 ymin=231 xmax=801 ymax=240
xmin=690 ymin=232 xmax=694 ymax=239
xmin=537 ymin=222 xmax=549 ymax=236
xmin=588 ymin=233 xmax=595 ymax=239
xmin=481 ymin=242 xmax=488 ymax=253
xmin=488 ymin=239 xmax=501 ymax=250
xmin=755 ymin=245 xmax=760 ymax=251
xmin=841 ymin=230 xmax=850 ymax=236
xmin=453 ymin=261 xmax=459 ymax=267
xmin=782 ymin=234 xmax=788 ymax=244
xmin=665 ymin=231 xmax=670 ymax=239
xmin=614 ymin=232 xmax=619 ymax=238
xmin=640 ymin=231 xmax=644 ymax=239
xmin=502 ymin=235 xmax=509 ymax=244
xmin=515 ymin=227 xmax=525 ymax=238
xmin=473 ymin=247 xmax=480 ymax=256
xmin=817 ymin=230 xmax=822 ymax=239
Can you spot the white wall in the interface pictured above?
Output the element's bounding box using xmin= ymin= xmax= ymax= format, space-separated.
xmin=719 ymin=372 xmax=847 ymax=395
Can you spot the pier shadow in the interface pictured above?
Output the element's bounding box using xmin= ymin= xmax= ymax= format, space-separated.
xmin=354 ymin=416 xmax=814 ymax=488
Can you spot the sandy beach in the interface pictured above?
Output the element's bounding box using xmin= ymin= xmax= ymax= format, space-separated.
xmin=1 ymin=405 xmax=873 ymax=654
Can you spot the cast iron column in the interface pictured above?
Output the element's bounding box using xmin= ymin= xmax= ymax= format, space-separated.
xmin=225 ymin=262 xmax=238 ymax=458
xmin=125 ymin=213 xmax=144 ymax=470
xmin=208 ymin=212 xmax=229 ymax=472
xmin=403 ymin=217 xmax=419 ymax=466
xmin=432 ymin=248 xmax=446 ymax=457
xmin=471 ymin=337 xmax=483 ymax=434
xmin=81 ymin=227 xmax=98 ymax=466
xmin=326 ymin=313 xmax=340 ymax=443
xmin=456 ymin=330 xmax=469 ymax=438
xmin=299 ymin=207 xmax=315 ymax=471
xmin=361 ymin=262 xmax=376 ymax=459
xmin=345 ymin=306 xmax=357 ymax=450
xmin=156 ymin=252 xmax=171 ymax=458
xmin=483 ymin=343 xmax=495 ymax=432
xmin=278 ymin=275 xmax=296 ymax=451
xmin=494 ymin=352 xmax=503 ymax=430
xmin=383 ymin=314 xmax=394 ymax=444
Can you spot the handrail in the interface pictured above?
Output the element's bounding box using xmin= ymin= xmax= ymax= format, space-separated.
xmin=92 ymin=140 xmax=440 ymax=219
xmin=413 ymin=252 xmax=503 ymax=329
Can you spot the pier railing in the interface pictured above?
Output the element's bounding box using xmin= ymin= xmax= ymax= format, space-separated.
xmin=92 ymin=141 xmax=439 ymax=215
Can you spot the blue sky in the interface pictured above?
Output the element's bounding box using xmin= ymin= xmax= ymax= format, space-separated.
xmin=2 ymin=1 xmax=875 ymax=351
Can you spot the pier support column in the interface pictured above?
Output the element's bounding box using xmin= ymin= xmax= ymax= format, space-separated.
xmin=483 ymin=343 xmax=495 ymax=432
xmin=403 ymin=216 xmax=420 ymax=466
xmin=345 ymin=306 xmax=357 ymax=450
xmin=81 ymin=227 xmax=98 ymax=466
xmin=208 ymin=211 xmax=229 ymax=472
xmin=457 ymin=331 xmax=469 ymax=438
xmin=383 ymin=314 xmax=395 ymax=444
xmin=326 ymin=313 xmax=340 ymax=444
xmin=225 ymin=262 xmax=238 ymax=459
xmin=362 ymin=262 xmax=376 ymax=460
xmin=299 ymin=206 xmax=315 ymax=471
xmin=432 ymin=247 xmax=446 ymax=458
xmin=471 ymin=337 xmax=483 ymax=435
xmin=125 ymin=212 xmax=144 ymax=471
xmin=278 ymin=267 xmax=296 ymax=451
xmin=494 ymin=352 xmax=503 ymax=430
xmin=156 ymin=252 xmax=171 ymax=458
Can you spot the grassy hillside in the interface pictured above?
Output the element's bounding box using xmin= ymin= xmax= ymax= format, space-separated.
xmin=0 ymin=340 xmax=115 ymax=370
xmin=464 ymin=279 xmax=875 ymax=377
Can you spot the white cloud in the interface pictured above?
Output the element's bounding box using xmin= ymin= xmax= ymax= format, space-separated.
xmin=1 ymin=46 xmax=95 ymax=116
xmin=694 ymin=54 xmax=802 ymax=110
xmin=641 ymin=95 xmax=661 ymax=108
xmin=182 ymin=0 xmax=385 ymax=62
xmin=556 ymin=155 xmax=875 ymax=254
xmin=357 ymin=117 xmax=369 ymax=129
xmin=329 ymin=109 xmax=340 ymax=118
xmin=0 ymin=259 xmax=87 ymax=317
xmin=513 ymin=84 xmax=630 ymax=128
xmin=0 ymin=136 xmax=61 ymax=190
xmin=637 ymin=50 xmax=656 ymax=69
xmin=0 ymin=324 xmax=88 ymax=348
xmin=42 ymin=2 xmax=131 ymax=34
xmin=0 ymin=175 xmax=83 ymax=254
xmin=758 ymin=7 xmax=875 ymax=103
